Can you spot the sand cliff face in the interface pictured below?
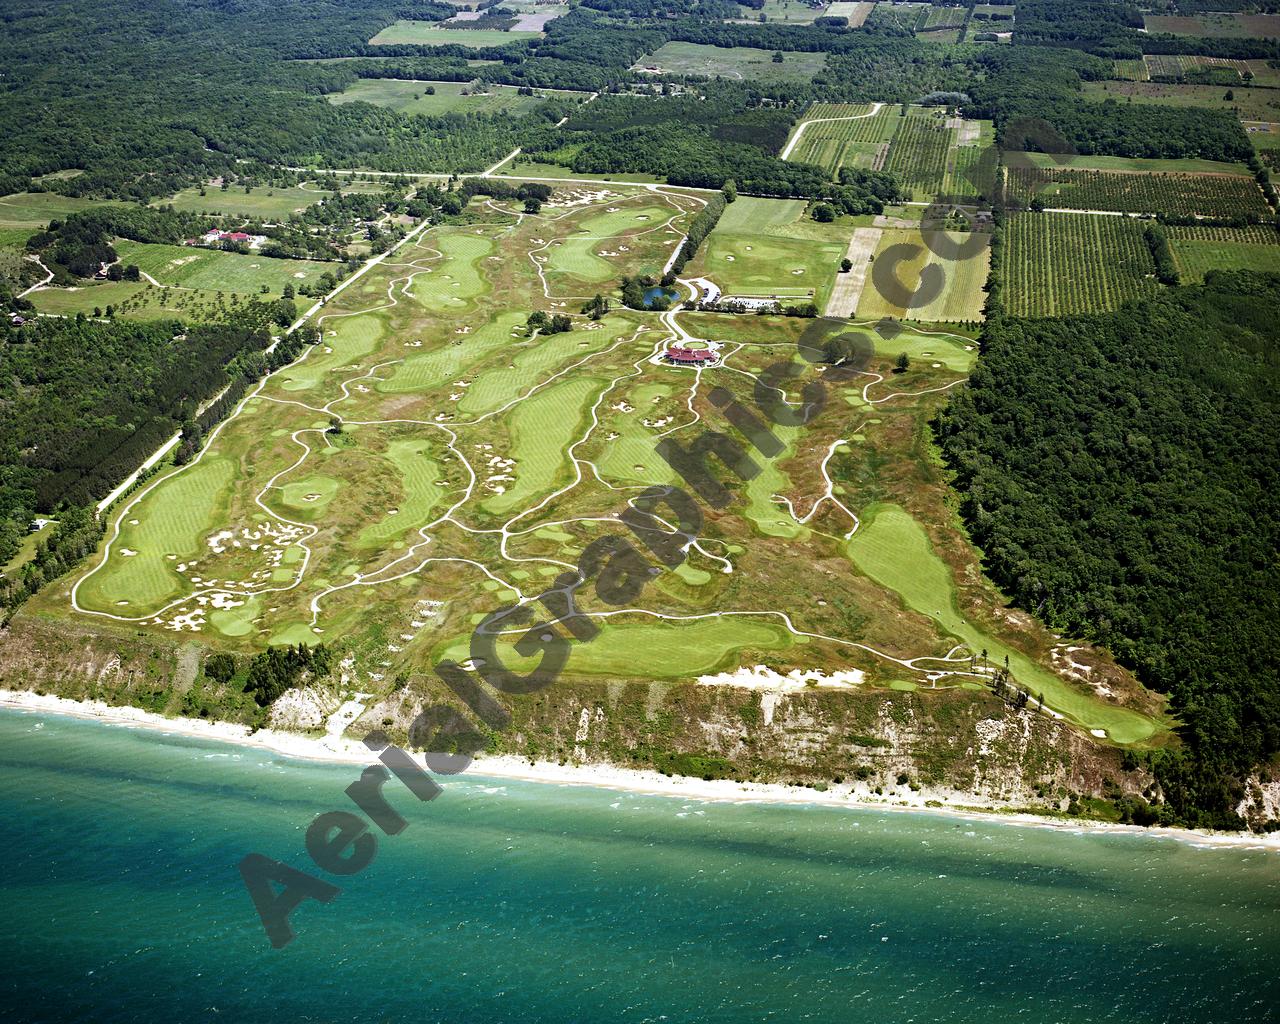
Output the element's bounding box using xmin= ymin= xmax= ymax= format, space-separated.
xmin=0 ymin=612 xmax=1145 ymax=813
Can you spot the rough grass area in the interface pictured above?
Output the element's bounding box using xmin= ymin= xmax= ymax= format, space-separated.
xmin=1166 ymin=224 xmax=1280 ymax=282
xmin=327 ymin=79 xmax=556 ymax=117
xmin=632 ymin=42 xmax=827 ymax=82
xmin=114 ymin=241 xmax=329 ymax=295
xmin=159 ymin=185 xmax=323 ymax=220
xmin=369 ymin=21 xmax=540 ymax=45
xmin=855 ymin=229 xmax=989 ymax=322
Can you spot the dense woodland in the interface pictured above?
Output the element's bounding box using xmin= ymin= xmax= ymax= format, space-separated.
xmin=0 ymin=309 xmax=283 ymax=574
xmin=937 ymin=272 xmax=1280 ymax=828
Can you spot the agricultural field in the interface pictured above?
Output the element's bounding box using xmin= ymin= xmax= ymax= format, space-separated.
xmin=632 ymin=42 xmax=827 ymax=82
xmin=327 ymin=79 xmax=559 ymax=118
xmin=1143 ymin=13 xmax=1280 ymax=38
xmin=1006 ymin=165 xmax=1270 ymax=219
xmin=782 ymin=103 xmax=897 ymax=172
xmin=826 ymin=1 xmax=876 ymax=27
xmin=1165 ymin=223 xmax=1280 ymax=282
xmin=368 ymin=21 xmax=540 ymax=46
xmin=854 ymin=228 xmax=990 ymax=323
xmin=883 ymin=108 xmax=955 ymax=197
xmin=28 ymin=280 xmax=269 ymax=322
xmin=685 ymin=196 xmax=853 ymax=305
xmin=1083 ymin=80 xmax=1280 ymax=123
xmin=867 ymin=2 xmax=929 ymax=31
xmin=0 ymin=191 xmax=124 ymax=234
xmin=1001 ymin=212 xmax=1160 ymax=317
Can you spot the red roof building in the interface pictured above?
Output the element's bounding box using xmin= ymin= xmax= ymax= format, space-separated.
xmin=666 ymin=346 xmax=716 ymax=364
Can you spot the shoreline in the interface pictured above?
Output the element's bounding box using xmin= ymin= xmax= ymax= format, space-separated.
xmin=4 ymin=688 xmax=1276 ymax=852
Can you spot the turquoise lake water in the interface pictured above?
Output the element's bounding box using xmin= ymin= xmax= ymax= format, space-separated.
xmin=1 ymin=707 xmax=1277 ymax=1023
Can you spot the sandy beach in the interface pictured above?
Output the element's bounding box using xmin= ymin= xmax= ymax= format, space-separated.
xmin=3 ymin=687 xmax=1277 ymax=852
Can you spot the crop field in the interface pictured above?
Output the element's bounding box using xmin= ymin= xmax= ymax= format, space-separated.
xmin=883 ymin=110 xmax=954 ymax=196
xmin=1083 ymin=80 xmax=1280 ymax=123
xmin=327 ymin=79 xmax=555 ymax=117
xmin=368 ymin=21 xmax=540 ymax=45
xmin=1166 ymin=224 xmax=1280 ymax=282
xmin=783 ymin=103 xmax=893 ymax=172
xmin=854 ymin=229 xmax=990 ymax=322
xmin=45 ymin=175 xmax=1162 ymax=749
xmin=633 ymin=42 xmax=827 ymax=82
xmin=921 ymin=5 xmax=965 ymax=29
xmin=868 ymin=2 xmax=928 ymax=31
xmin=1001 ymin=212 xmax=1160 ymax=317
xmin=113 ymin=241 xmax=330 ymax=295
xmin=734 ymin=0 xmax=829 ymax=23
xmin=686 ymin=196 xmax=852 ymax=305
xmin=1143 ymin=13 xmax=1280 ymax=38
xmin=1006 ymin=166 xmax=1270 ymax=219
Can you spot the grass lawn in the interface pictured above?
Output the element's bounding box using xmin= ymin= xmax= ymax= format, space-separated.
xmin=846 ymin=504 xmax=1160 ymax=743
xmin=160 ymin=185 xmax=323 ymax=220
xmin=633 ymin=42 xmax=827 ymax=83
xmin=1 ymin=521 xmax=54 ymax=579
xmin=76 ymin=455 xmax=238 ymax=615
xmin=369 ymin=21 xmax=540 ymax=45
xmin=327 ymin=79 xmax=554 ymax=117
xmin=114 ymin=241 xmax=330 ymax=295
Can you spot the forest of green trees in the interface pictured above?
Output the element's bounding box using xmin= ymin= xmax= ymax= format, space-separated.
xmin=936 ymin=272 xmax=1280 ymax=828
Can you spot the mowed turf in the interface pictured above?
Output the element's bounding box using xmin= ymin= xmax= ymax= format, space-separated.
xmin=855 ymin=229 xmax=990 ymax=322
xmin=847 ymin=505 xmax=1159 ymax=743
xmin=481 ymin=375 xmax=604 ymax=515
xmin=114 ymin=241 xmax=329 ymax=295
xmin=458 ymin=316 xmax=636 ymax=416
xmin=328 ymin=79 xmax=551 ymax=117
xmin=278 ymin=311 xmax=388 ymax=392
xmin=76 ymin=456 xmax=237 ymax=614
xmin=406 ymin=229 xmax=493 ymax=309
xmin=368 ymin=21 xmax=539 ymax=45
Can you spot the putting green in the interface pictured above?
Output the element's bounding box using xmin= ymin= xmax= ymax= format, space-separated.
xmin=846 ymin=504 xmax=1159 ymax=743
xmin=357 ymin=439 xmax=446 ymax=547
xmin=277 ymin=474 xmax=342 ymax=515
xmin=77 ymin=456 xmax=237 ymax=614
